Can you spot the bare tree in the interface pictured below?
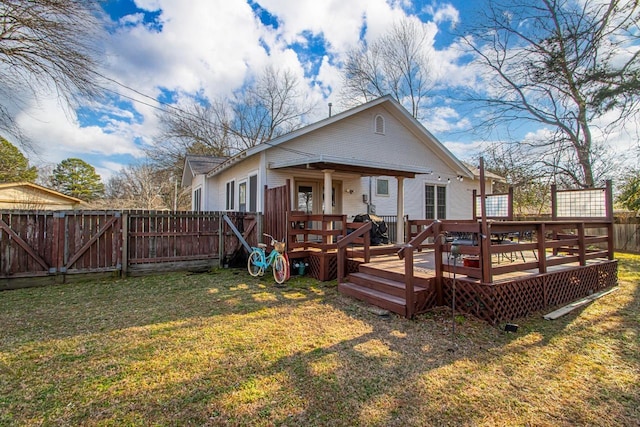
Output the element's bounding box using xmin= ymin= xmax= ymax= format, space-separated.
xmin=462 ymin=0 xmax=640 ymax=188
xmin=104 ymin=162 xmax=187 ymax=210
xmin=151 ymin=66 xmax=315 ymax=174
xmin=149 ymin=101 xmax=231 ymax=172
xmin=0 ymin=0 xmax=102 ymax=144
xmin=229 ymin=66 xmax=315 ymax=149
xmin=479 ymin=143 xmax=553 ymax=215
xmin=340 ymin=18 xmax=434 ymax=119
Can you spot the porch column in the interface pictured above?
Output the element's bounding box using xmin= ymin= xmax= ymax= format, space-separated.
xmin=396 ymin=176 xmax=405 ymax=244
xmin=323 ymin=169 xmax=334 ymax=244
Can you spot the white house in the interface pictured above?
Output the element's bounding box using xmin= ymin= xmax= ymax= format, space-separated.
xmin=182 ymin=95 xmax=498 ymax=240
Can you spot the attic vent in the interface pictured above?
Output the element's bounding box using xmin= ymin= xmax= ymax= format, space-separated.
xmin=374 ymin=114 xmax=385 ymax=134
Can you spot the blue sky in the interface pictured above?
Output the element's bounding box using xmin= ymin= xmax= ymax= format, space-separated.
xmin=10 ymin=0 xmax=636 ymax=181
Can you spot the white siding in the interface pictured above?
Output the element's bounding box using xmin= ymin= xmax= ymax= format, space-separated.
xmin=265 ymin=105 xmax=454 ymax=171
xmin=367 ymin=175 xmax=483 ymax=220
xmin=199 ymin=101 xmax=494 ymax=217
xmin=206 ymin=156 xmax=261 ymax=211
xmin=191 ymin=174 xmax=207 ymax=210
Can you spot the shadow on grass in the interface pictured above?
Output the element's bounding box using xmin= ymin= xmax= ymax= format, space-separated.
xmin=0 ymin=257 xmax=638 ymax=426
xmin=0 ymin=268 xmax=332 ymax=343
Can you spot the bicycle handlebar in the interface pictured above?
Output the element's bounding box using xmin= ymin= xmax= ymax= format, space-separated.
xmin=263 ymin=233 xmax=286 ymax=247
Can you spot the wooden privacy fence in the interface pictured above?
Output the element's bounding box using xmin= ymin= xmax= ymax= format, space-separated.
xmin=0 ymin=210 xmax=257 ymax=289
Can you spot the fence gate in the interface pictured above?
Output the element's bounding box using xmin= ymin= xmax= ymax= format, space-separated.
xmin=263 ymin=182 xmax=291 ymax=243
xmin=1 ymin=211 xmax=122 ymax=286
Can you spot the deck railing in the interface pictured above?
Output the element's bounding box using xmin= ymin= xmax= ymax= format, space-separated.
xmin=286 ymin=213 xmax=347 ymax=251
xmin=397 ymin=221 xmax=439 ymax=318
xmin=336 ymin=221 xmax=372 ymax=283
xmin=404 ymin=218 xmax=614 ymax=285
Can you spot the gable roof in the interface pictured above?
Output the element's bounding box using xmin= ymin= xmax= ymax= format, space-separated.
xmin=0 ymin=182 xmax=84 ymax=206
xmin=462 ymin=162 xmax=507 ymax=183
xmin=182 ymin=154 xmax=227 ymax=187
xmin=206 ymin=95 xmax=474 ymax=179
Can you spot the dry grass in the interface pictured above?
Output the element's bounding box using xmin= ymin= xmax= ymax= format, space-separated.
xmin=1 ymin=254 xmax=638 ymax=426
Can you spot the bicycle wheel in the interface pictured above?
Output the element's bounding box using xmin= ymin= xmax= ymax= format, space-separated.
xmin=282 ymin=253 xmax=291 ymax=281
xmin=272 ymin=253 xmax=289 ymax=284
xmin=247 ymin=250 xmax=264 ymax=277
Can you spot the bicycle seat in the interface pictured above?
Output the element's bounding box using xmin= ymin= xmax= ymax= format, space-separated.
xmin=258 ymin=243 xmax=267 ymax=249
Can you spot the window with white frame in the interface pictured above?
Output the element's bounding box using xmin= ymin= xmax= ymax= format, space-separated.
xmin=225 ymin=180 xmax=235 ymax=210
xmin=425 ymin=184 xmax=446 ymax=219
xmin=238 ymin=181 xmax=247 ymax=212
xmin=374 ymin=114 xmax=385 ymax=134
xmin=193 ymin=187 xmax=202 ymax=212
xmin=376 ymin=178 xmax=389 ymax=196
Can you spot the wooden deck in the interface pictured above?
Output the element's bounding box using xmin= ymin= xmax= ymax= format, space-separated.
xmin=334 ymin=218 xmax=617 ymax=323
xmin=279 ymin=209 xmax=618 ymax=323
xmin=339 ymin=249 xmax=618 ymax=323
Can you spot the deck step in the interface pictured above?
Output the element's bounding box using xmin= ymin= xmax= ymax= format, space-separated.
xmin=348 ymin=272 xmax=427 ymax=298
xmin=357 ymin=264 xmax=433 ymax=287
xmin=338 ymin=282 xmax=406 ymax=317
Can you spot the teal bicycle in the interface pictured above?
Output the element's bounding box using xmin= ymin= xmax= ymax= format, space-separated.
xmin=247 ymin=234 xmax=290 ymax=284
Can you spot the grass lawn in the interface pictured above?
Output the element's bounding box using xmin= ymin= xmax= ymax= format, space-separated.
xmin=1 ymin=254 xmax=638 ymax=426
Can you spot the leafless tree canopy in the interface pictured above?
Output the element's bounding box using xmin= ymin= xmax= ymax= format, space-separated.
xmin=0 ymin=0 xmax=102 ymax=143
xmin=463 ymin=0 xmax=640 ymax=188
xmin=340 ymin=18 xmax=433 ymax=119
xmin=151 ymin=66 xmax=316 ymax=174
xmin=104 ymin=162 xmax=188 ymax=210
xmin=147 ymin=101 xmax=231 ymax=172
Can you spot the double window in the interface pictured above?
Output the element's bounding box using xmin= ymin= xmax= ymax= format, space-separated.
xmin=227 ymin=174 xmax=258 ymax=212
xmin=425 ymin=184 xmax=446 ymax=219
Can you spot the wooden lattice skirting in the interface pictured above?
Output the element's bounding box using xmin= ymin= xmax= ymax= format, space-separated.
xmin=307 ymin=253 xmax=359 ymax=281
xmin=441 ymin=260 xmax=618 ymax=324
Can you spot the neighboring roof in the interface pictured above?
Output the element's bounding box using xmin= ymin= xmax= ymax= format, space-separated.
xmin=0 ymin=182 xmax=84 ymax=204
xmin=206 ymin=95 xmax=475 ymax=179
xmin=463 ymin=162 xmax=506 ymax=183
xmin=182 ymin=154 xmax=227 ymax=187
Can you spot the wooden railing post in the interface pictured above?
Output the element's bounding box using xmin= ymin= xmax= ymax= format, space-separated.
xmin=337 ymin=243 xmax=345 ymax=284
xmin=363 ymin=231 xmax=370 ymax=263
xmin=578 ymin=222 xmax=586 ymax=266
xmin=396 ymin=221 xmax=437 ymax=319
xmin=434 ymin=234 xmax=444 ymax=306
xmin=404 ymin=245 xmax=415 ymax=319
xmin=480 ymin=222 xmax=492 ymax=283
xmin=537 ymin=223 xmax=547 ymax=274
xmin=336 ymin=221 xmax=372 ymax=284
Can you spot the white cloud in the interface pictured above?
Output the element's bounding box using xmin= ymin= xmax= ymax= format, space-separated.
xmin=442 ymin=139 xmax=485 ymax=161
xmin=17 ymin=97 xmax=144 ymax=164
xmin=7 ymin=0 xmax=492 ymax=179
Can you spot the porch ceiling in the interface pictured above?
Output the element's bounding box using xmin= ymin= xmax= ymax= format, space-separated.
xmin=268 ymin=155 xmax=432 ymax=178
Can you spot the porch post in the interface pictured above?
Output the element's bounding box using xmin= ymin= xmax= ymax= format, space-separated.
xmin=396 ymin=176 xmax=405 ymax=243
xmin=322 ymin=169 xmax=333 ymax=215
xmin=323 ymin=169 xmax=334 ymax=244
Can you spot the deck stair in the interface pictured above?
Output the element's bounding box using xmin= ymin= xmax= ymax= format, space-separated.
xmin=338 ymin=263 xmax=433 ymax=317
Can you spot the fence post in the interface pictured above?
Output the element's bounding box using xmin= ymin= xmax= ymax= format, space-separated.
xmin=218 ymin=212 xmax=225 ymax=267
xmin=605 ymin=180 xmax=615 ymax=260
xmin=52 ymin=212 xmax=66 ymax=282
xmin=121 ymin=212 xmax=129 ymax=277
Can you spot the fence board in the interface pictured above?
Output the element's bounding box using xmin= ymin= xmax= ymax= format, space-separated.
xmin=1 ymin=210 xmax=257 ymax=287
